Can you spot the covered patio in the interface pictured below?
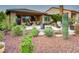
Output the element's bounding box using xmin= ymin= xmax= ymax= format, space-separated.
xmin=6 ymin=8 xmax=75 ymax=36
xmin=6 ymin=9 xmax=48 ymax=25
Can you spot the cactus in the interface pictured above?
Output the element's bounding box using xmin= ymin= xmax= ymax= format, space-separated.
xmin=62 ymin=13 xmax=69 ymax=39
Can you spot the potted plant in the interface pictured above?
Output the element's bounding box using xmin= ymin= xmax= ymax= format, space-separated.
xmin=0 ymin=31 xmax=5 ymax=53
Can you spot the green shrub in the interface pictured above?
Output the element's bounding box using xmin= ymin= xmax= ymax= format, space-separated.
xmin=0 ymin=31 xmax=4 ymax=41
xmin=11 ymin=23 xmax=17 ymax=27
xmin=12 ymin=25 xmax=23 ymax=36
xmin=21 ymin=23 xmax=26 ymax=30
xmin=0 ymin=44 xmax=4 ymax=49
xmin=21 ymin=34 xmax=33 ymax=53
xmin=0 ymin=11 xmax=6 ymax=22
xmin=10 ymin=23 xmax=17 ymax=29
xmin=44 ymin=27 xmax=53 ymax=37
xmin=0 ymin=22 xmax=6 ymax=31
xmin=31 ymin=27 xmax=39 ymax=37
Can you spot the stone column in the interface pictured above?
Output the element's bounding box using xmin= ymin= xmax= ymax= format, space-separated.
xmin=41 ymin=15 xmax=45 ymax=29
xmin=9 ymin=12 xmax=16 ymax=24
xmin=21 ymin=16 xmax=23 ymax=24
xmin=36 ymin=16 xmax=41 ymax=25
xmin=41 ymin=15 xmax=45 ymax=24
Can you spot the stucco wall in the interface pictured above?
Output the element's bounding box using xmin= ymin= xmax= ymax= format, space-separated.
xmin=46 ymin=8 xmax=60 ymax=14
xmin=63 ymin=10 xmax=72 ymax=18
xmin=9 ymin=12 xmax=16 ymax=24
xmin=46 ymin=8 xmax=72 ymax=18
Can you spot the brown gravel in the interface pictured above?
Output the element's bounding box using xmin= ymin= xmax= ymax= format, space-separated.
xmin=4 ymin=32 xmax=22 ymax=53
xmin=4 ymin=32 xmax=79 ymax=53
xmin=32 ymin=35 xmax=79 ymax=53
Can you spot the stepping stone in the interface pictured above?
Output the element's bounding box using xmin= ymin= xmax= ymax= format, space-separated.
xmin=55 ymin=34 xmax=63 ymax=37
xmin=39 ymin=32 xmax=45 ymax=35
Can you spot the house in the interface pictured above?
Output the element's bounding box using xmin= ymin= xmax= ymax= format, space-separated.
xmin=46 ymin=7 xmax=79 ymax=22
xmin=6 ymin=9 xmax=48 ymax=25
xmin=5 ymin=7 xmax=79 ymax=26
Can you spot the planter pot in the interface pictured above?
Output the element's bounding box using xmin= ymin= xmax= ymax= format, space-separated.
xmin=0 ymin=42 xmax=5 ymax=53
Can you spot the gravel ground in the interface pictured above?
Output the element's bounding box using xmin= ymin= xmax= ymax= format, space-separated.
xmin=4 ymin=33 xmax=22 ymax=53
xmin=4 ymin=32 xmax=79 ymax=53
xmin=33 ymin=35 xmax=79 ymax=53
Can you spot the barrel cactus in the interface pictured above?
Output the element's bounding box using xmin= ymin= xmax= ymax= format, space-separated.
xmin=62 ymin=13 xmax=69 ymax=39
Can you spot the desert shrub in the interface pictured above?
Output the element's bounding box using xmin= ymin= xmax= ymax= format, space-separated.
xmin=0 ymin=11 xmax=6 ymax=22
xmin=21 ymin=34 xmax=33 ymax=53
xmin=12 ymin=25 xmax=23 ymax=36
xmin=11 ymin=23 xmax=17 ymax=27
xmin=31 ymin=27 xmax=39 ymax=37
xmin=0 ymin=44 xmax=4 ymax=49
xmin=10 ymin=23 xmax=17 ymax=29
xmin=21 ymin=23 xmax=26 ymax=29
xmin=44 ymin=27 xmax=53 ymax=37
xmin=0 ymin=31 xmax=4 ymax=41
xmin=0 ymin=22 xmax=6 ymax=31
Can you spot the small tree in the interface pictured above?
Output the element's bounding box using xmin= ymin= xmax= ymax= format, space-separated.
xmin=50 ymin=14 xmax=62 ymax=27
xmin=0 ymin=11 xmax=10 ymax=31
xmin=0 ymin=11 xmax=6 ymax=22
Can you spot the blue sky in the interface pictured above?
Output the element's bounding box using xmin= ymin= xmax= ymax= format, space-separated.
xmin=0 ymin=5 xmax=79 ymax=12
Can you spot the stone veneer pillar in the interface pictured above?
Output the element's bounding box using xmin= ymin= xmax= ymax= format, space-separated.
xmin=9 ymin=12 xmax=16 ymax=24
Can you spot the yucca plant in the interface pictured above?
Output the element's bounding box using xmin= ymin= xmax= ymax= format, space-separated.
xmin=62 ymin=13 xmax=69 ymax=39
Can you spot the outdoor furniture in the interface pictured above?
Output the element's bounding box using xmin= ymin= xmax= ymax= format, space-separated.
xmin=41 ymin=24 xmax=45 ymax=29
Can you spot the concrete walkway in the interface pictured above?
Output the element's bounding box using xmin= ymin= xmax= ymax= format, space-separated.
xmin=25 ymin=25 xmax=75 ymax=36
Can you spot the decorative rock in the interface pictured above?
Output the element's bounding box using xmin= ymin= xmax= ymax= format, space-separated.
xmin=39 ymin=31 xmax=45 ymax=35
xmin=55 ymin=34 xmax=63 ymax=37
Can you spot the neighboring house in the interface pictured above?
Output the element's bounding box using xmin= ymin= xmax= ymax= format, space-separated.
xmin=46 ymin=7 xmax=79 ymax=22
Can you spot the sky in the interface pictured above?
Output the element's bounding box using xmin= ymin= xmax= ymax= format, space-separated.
xmin=0 ymin=5 xmax=79 ymax=12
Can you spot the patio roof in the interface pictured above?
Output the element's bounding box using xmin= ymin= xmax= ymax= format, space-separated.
xmin=6 ymin=9 xmax=48 ymax=16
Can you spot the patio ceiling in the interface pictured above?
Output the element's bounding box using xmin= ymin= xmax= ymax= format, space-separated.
xmin=6 ymin=9 xmax=48 ymax=16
